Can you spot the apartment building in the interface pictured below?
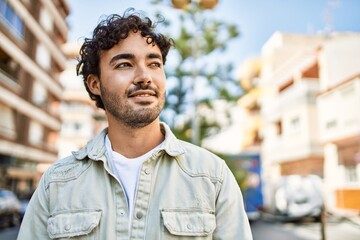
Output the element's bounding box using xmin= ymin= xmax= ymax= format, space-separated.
xmin=258 ymin=31 xmax=360 ymax=213
xmin=0 ymin=0 xmax=69 ymax=197
xmin=317 ymin=33 xmax=360 ymax=213
xmin=237 ymin=58 xmax=262 ymax=152
xmin=259 ymin=32 xmax=325 ymax=207
xmin=59 ymin=42 xmax=107 ymax=160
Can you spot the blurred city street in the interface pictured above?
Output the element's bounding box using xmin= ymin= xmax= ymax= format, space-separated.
xmin=1 ymin=216 xmax=359 ymax=240
xmin=1 ymin=0 xmax=360 ymax=239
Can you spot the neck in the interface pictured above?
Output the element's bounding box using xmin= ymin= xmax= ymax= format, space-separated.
xmin=107 ymin=117 xmax=164 ymax=158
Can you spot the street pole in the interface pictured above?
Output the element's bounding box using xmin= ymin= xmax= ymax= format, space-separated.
xmin=320 ymin=205 xmax=327 ymax=240
xmin=190 ymin=10 xmax=200 ymax=145
xmin=171 ymin=0 xmax=218 ymax=145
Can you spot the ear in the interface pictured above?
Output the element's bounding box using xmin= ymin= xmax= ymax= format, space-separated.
xmin=86 ymin=74 xmax=101 ymax=96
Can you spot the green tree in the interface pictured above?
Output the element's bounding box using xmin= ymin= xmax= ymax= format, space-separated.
xmin=151 ymin=1 xmax=242 ymax=144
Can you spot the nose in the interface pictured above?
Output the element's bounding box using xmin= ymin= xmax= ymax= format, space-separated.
xmin=133 ymin=66 xmax=152 ymax=87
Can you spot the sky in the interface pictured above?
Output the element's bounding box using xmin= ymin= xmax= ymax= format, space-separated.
xmin=67 ymin=0 xmax=360 ymax=70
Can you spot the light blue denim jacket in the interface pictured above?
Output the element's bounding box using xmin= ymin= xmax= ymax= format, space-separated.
xmin=18 ymin=123 xmax=252 ymax=240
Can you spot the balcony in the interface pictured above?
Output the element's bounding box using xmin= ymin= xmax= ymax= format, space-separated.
xmin=273 ymin=52 xmax=317 ymax=88
xmin=261 ymin=79 xmax=319 ymax=121
xmin=278 ymin=79 xmax=319 ymax=110
xmin=318 ymin=78 xmax=360 ymax=143
xmin=261 ymin=79 xmax=322 ymax=163
xmin=262 ymin=134 xmax=323 ymax=164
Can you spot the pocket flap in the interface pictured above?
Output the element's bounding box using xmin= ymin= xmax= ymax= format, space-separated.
xmin=161 ymin=209 xmax=216 ymax=236
xmin=47 ymin=210 xmax=101 ymax=239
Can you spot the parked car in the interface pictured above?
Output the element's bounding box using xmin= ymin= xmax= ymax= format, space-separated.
xmin=0 ymin=189 xmax=21 ymax=227
xmin=274 ymin=175 xmax=323 ymax=221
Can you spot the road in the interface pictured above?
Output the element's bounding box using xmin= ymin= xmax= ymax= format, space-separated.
xmin=251 ymin=217 xmax=360 ymax=240
xmin=1 ymin=217 xmax=359 ymax=240
xmin=251 ymin=220 xmax=309 ymax=240
xmin=0 ymin=225 xmax=18 ymax=240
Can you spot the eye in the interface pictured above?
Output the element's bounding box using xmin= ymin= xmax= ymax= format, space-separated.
xmin=149 ymin=62 xmax=162 ymax=68
xmin=115 ymin=62 xmax=132 ymax=69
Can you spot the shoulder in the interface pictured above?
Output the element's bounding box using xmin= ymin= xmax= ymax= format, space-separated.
xmin=175 ymin=140 xmax=226 ymax=182
xmin=42 ymin=155 xmax=92 ymax=187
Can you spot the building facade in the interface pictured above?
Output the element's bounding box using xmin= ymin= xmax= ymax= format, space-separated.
xmin=258 ymin=31 xmax=360 ymax=214
xmin=237 ymin=58 xmax=262 ymax=153
xmin=259 ymin=32 xmax=325 ymax=208
xmin=0 ymin=0 xmax=69 ymax=198
xmin=317 ymin=33 xmax=360 ymax=213
xmin=59 ymin=42 xmax=107 ymax=160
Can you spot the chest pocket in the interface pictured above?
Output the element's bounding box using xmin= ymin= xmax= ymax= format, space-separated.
xmin=161 ymin=209 xmax=216 ymax=239
xmin=47 ymin=210 xmax=101 ymax=239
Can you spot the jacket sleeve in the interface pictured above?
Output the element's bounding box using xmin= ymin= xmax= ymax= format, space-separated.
xmin=213 ymin=161 xmax=253 ymax=240
xmin=17 ymin=174 xmax=51 ymax=240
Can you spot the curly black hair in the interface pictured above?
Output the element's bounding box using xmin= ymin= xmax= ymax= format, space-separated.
xmin=76 ymin=9 xmax=173 ymax=109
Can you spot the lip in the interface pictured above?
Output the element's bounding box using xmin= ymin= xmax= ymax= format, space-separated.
xmin=128 ymin=90 xmax=156 ymax=98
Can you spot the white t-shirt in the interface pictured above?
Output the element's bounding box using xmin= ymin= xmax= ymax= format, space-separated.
xmin=105 ymin=135 xmax=162 ymax=227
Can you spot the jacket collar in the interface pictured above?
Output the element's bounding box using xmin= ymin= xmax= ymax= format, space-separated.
xmin=72 ymin=122 xmax=185 ymax=161
xmin=159 ymin=123 xmax=185 ymax=157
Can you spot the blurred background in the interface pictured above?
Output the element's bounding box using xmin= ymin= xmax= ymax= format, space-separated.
xmin=0 ymin=0 xmax=359 ymax=239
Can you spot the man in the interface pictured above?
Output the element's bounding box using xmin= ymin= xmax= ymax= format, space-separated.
xmin=18 ymin=10 xmax=252 ymax=239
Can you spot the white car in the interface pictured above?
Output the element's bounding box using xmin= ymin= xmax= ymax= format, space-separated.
xmin=0 ymin=189 xmax=21 ymax=227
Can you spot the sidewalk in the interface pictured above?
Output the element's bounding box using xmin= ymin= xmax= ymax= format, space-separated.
xmin=283 ymin=215 xmax=360 ymax=240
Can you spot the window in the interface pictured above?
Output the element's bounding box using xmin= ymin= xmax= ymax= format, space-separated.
xmin=344 ymin=167 xmax=357 ymax=183
xmin=0 ymin=103 xmax=16 ymax=138
xmin=326 ymin=119 xmax=337 ymax=129
xmin=28 ymin=121 xmax=44 ymax=146
xmin=0 ymin=0 xmax=24 ymax=38
xmin=74 ymin=122 xmax=81 ymax=131
xmin=340 ymin=84 xmax=357 ymax=127
xmin=32 ymin=80 xmax=48 ymax=107
xmin=39 ymin=8 xmax=53 ymax=33
xmin=275 ymin=120 xmax=282 ymax=136
xmin=0 ymin=48 xmax=20 ymax=82
xmin=35 ymin=44 xmax=51 ymax=70
xmin=290 ymin=116 xmax=300 ymax=132
xmin=338 ymin=142 xmax=360 ymax=184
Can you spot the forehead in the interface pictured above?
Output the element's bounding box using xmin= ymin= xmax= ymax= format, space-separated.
xmin=100 ymin=32 xmax=162 ymax=61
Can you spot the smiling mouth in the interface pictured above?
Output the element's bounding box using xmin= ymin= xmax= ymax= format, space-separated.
xmin=128 ymin=90 xmax=156 ymax=98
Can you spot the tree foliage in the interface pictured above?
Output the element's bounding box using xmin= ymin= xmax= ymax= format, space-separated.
xmin=151 ymin=0 xmax=242 ymax=144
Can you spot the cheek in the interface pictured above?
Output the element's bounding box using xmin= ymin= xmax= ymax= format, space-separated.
xmin=156 ymin=72 xmax=167 ymax=91
xmin=103 ymin=72 xmax=130 ymax=89
xmin=158 ymin=78 xmax=166 ymax=89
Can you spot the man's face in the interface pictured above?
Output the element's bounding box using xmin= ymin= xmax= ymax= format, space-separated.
xmin=89 ymin=32 xmax=166 ymax=128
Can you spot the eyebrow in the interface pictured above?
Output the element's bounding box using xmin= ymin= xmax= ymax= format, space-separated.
xmin=147 ymin=53 xmax=162 ymax=61
xmin=109 ymin=53 xmax=134 ymax=65
xmin=109 ymin=52 xmax=163 ymax=65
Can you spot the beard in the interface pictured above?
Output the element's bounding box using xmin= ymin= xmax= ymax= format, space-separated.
xmin=100 ymin=84 xmax=165 ymax=129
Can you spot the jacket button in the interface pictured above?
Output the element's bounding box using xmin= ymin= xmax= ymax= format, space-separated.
xmin=136 ymin=211 xmax=143 ymax=219
xmin=144 ymin=168 xmax=151 ymax=175
xmin=64 ymin=224 xmax=71 ymax=231
xmin=119 ymin=209 xmax=125 ymax=216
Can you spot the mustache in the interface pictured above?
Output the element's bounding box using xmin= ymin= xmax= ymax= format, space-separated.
xmin=127 ymin=85 xmax=160 ymax=96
